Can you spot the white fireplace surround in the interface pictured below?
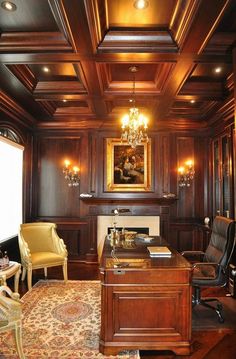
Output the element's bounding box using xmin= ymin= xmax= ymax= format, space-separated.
xmin=97 ymin=215 xmax=160 ymax=260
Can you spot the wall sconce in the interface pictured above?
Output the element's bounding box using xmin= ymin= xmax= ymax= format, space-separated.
xmin=63 ymin=160 xmax=80 ymax=187
xmin=178 ymin=160 xmax=195 ymax=187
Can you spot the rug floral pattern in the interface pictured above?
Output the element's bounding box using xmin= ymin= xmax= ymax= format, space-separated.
xmin=0 ymin=280 xmax=139 ymax=359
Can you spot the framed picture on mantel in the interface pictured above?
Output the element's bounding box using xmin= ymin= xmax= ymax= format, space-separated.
xmin=105 ymin=138 xmax=152 ymax=192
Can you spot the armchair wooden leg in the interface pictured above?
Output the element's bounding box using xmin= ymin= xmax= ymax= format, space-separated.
xmin=14 ymin=322 xmax=25 ymax=359
xmin=63 ymin=260 xmax=68 ymax=282
xmin=14 ymin=267 xmax=21 ymax=293
xmin=27 ymin=267 xmax=32 ymax=291
xmin=44 ymin=267 xmax=47 ymax=278
xmin=21 ymin=267 xmax=26 ymax=281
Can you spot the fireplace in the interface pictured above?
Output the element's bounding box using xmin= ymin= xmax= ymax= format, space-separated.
xmin=97 ymin=215 xmax=160 ymax=260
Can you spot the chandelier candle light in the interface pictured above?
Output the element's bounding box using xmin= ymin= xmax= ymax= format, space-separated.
xmin=63 ymin=159 xmax=80 ymax=187
xmin=178 ymin=160 xmax=195 ymax=187
xmin=121 ymin=66 xmax=149 ymax=148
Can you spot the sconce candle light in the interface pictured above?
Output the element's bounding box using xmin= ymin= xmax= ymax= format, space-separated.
xmin=63 ymin=159 xmax=80 ymax=187
xmin=178 ymin=160 xmax=195 ymax=187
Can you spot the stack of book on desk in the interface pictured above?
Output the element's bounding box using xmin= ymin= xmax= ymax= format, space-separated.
xmin=147 ymin=246 xmax=172 ymax=257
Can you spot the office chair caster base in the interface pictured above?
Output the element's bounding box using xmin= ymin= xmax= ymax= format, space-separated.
xmin=216 ymin=303 xmax=224 ymax=323
xmin=192 ymin=292 xmax=225 ymax=323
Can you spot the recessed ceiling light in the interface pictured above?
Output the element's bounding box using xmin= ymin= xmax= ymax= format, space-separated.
xmin=43 ymin=66 xmax=50 ymax=73
xmin=215 ymin=67 xmax=222 ymax=73
xmin=63 ymin=99 xmax=67 ymax=103
xmin=133 ymin=0 xmax=149 ymax=10
xmin=1 ymin=1 xmax=17 ymax=11
xmin=190 ymin=100 xmax=195 ymax=104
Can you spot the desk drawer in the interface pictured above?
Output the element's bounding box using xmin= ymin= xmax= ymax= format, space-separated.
xmin=103 ymin=269 xmax=191 ymax=285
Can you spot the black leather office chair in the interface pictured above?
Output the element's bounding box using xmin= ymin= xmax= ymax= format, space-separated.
xmin=182 ymin=216 xmax=235 ymax=323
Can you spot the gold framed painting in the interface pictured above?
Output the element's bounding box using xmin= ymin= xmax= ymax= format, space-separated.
xmin=105 ymin=138 xmax=152 ymax=192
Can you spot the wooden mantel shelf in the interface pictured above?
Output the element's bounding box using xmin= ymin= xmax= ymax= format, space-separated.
xmin=80 ymin=197 xmax=178 ymax=205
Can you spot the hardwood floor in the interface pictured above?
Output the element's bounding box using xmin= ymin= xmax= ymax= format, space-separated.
xmin=7 ymin=261 xmax=236 ymax=359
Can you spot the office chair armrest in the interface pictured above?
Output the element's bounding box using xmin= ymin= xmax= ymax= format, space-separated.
xmin=192 ymin=262 xmax=221 ymax=279
xmin=192 ymin=262 xmax=220 ymax=269
xmin=181 ymin=251 xmax=205 ymax=260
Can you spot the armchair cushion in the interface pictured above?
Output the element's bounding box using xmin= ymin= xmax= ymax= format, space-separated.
xmin=31 ymin=252 xmax=65 ymax=266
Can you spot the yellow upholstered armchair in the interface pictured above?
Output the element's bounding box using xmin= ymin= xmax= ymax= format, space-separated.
xmin=0 ymin=285 xmax=25 ymax=359
xmin=18 ymin=222 xmax=68 ymax=290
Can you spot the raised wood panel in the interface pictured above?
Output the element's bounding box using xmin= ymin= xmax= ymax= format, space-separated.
xmin=57 ymin=229 xmax=80 ymax=257
xmin=35 ymin=136 xmax=82 ymax=217
xmin=113 ymin=290 xmax=182 ymax=337
xmin=193 ymin=224 xmax=212 ymax=252
xmin=89 ymin=134 xmax=97 ymax=193
xmin=161 ymin=134 xmax=170 ymax=194
xmin=176 ymin=137 xmax=195 ymax=218
xmin=169 ymin=223 xmax=196 ymax=252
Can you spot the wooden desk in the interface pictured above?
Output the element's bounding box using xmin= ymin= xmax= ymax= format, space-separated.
xmin=99 ymin=237 xmax=192 ymax=356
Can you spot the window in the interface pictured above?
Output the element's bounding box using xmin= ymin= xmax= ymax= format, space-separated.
xmin=0 ymin=134 xmax=24 ymax=242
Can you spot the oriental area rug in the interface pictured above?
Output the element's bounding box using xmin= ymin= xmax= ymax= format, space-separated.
xmin=0 ymin=280 xmax=140 ymax=359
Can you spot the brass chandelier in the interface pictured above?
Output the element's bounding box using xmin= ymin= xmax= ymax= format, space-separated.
xmin=121 ymin=66 xmax=148 ymax=148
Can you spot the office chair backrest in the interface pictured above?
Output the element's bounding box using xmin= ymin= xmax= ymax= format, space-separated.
xmin=204 ymin=216 xmax=235 ymax=268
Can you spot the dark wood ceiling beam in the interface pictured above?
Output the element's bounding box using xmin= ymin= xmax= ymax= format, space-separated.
xmin=208 ymin=96 xmax=234 ymax=125
xmin=154 ymin=59 xmax=194 ymax=119
xmin=59 ymin=0 xmax=94 ymax=53
xmin=170 ymin=0 xmax=201 ymax=50
xmin=84 ymin=0 xmax=107 ymax=53
xmin=0 ymin=32 xmax=71 ymax=52
xmin=0 ymin=52 xmax=232 ymax=64
xmin=179 ymin=81 xmax=224 ymax=98
xmin=0 ymin=91 xmax=36 ymax=128
xmin=38 ymin=101 xmax=57 ymax=117
xmin=100 ymin=117 xmax=209 ymax=131
xmin=181 ymin=0 xmax=231 ymax=54
xmin=98 ymin=30 xmax=178 ymax=53
xmin=33 ymin=94 xmax=91 ymax=101
xmin=6 ymin=65 xmax=36 ymax=92
xmin=80 ymin=60 xmax=108 ymax=117
xmin=36 ymin=119 xmax=103 ymax=129
xmin=54 ymin=106 xmax=94 ymax=117
xmin=48 ymin=0 xmax=76 ymax=50
xmin=34 ymin=81 xmax=87 ymax=94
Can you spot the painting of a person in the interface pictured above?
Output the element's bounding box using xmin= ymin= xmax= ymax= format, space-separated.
xmin=113 ymin=145 xmax=145 ymax=185
xmin=123 ymin=156 xmax=144 ymax=183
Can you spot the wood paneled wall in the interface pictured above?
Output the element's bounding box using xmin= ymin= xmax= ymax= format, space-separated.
xmin=1 ymin=116 xmax=235 ymax=262
xmin=28 ymin=129 xmax=211 ymax=261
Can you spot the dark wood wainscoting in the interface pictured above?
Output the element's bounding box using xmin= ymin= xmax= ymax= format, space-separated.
xmin=169 ymin=222 xmax=211 ymax=253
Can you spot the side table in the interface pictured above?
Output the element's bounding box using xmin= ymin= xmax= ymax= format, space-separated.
xmin=0 ymin=261 xmax=21 ymax=293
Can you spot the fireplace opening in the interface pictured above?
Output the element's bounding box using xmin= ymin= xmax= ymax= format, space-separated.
xmin=97 ymin=215 xmax=160 ymax=261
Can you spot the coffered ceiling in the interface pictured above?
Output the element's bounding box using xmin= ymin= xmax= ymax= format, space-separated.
xmin=0 ymin=0 xmax=235 ymax=131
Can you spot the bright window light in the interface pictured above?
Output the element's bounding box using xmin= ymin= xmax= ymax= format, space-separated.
xmin=0 ymin=136 xmax=24 ymax=242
